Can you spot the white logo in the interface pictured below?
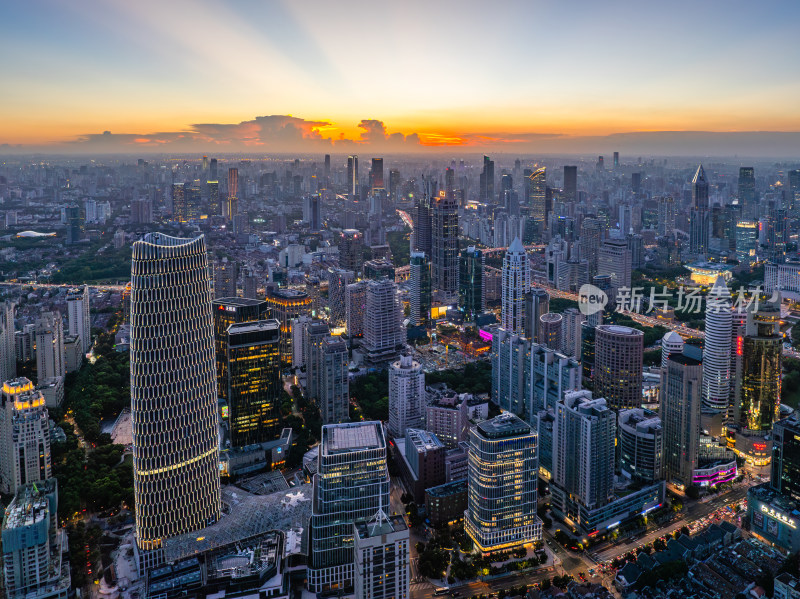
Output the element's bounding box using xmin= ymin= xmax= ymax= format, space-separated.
xmin=579 ymin=284 xmax=608 ymax=316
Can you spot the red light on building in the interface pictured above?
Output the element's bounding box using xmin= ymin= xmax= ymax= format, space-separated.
xmin=737 ymin=336 xmax=743 ymax=355
xmin=753 ymin=442 xmax=767 ymax=451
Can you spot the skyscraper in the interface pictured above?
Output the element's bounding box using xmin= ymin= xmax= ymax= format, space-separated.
xmin=207 ymin=180 xmax=220 ymax=216
xmin=538 ymin=313 xmax=563 ymax=352
xmin=213 ymin=257 xmax=238 ymax=299
xmin=363 ymin=279 xmax=405 ymax=364
xmin=65 ymin=204 xmax=83 ymax=244
xmin=0 ymin=301 xmax=16 ymax=384
xmin=771 ymin=414 xmax=800 ymax=501
xmin=413 ymin=193 xmax=432 ymax=256
xmin=328 ymin=268 xmax=355 ymax=329
xmin=480 ymin=156 xmax=495 ymax=203
xmin=431 ymin=189 xmax=459 ymax=300
xmin=303 ymin=321 xmax=331 ymax=403
xmin=35 ymin=312 xmax=65 ymax=383
xmin=339 ymin=229 xmax=364 ymax=274
xmin=597 ymin=238 xmax=632 ymax=298
xmin=501 ymin=237 xmax=529 ymax=335
xmin=689 ymin=165 xmax=710 ymax=256
xmin=227 ymin=167 xmax=239 ymax=220
xmin=172 ymin=182 xmax=187 ymax=222
xmin=525 ymin=166 xmax=547 ymax=228
xmin=458 ymin=247 xmax=484 ymax=321
xmin=613 ymin=152 xmax=620 ymax=169
xmin=66 ymin=286 xmax=90 ymax=355
xmin=738 ymin=166 xmax=756 ymax=218
xmin=593 ymin=325 xmax=643 ymax=410
xmin=464 ymin=413 xmax=541 ymax=552
xmin=347 ymin=155 xmax=359 ymax=199
xmin=0 ymin=378 xmax=51 ymax=495
xmin=579 ymin=217 xmax=601 ymax=277
xmin=702 ymin=276 xmax=732 ymax=413
xmin=552 ymin=391 xmax=615 ymax=514
xmin=130 ymin=233 xmax=220 ymax=566
xmin=225 ymin=320 xmax=282 ymax=447
xmin=369 ymin=158 xmax=384 ymax=190
xmin=661 ymin=353 xmax=702 ymax=487
xmin=212 ymin=297 xmax=269 ymax=401
xmin=307 ymin=421 xmax=389 ymax=593
xmin=388 ymin=355 xmax=425 ymax=438
xmin=354 ymin=512 xmax=410 ymax=599
xmin=524 ymin=288 xmax=550 ymax=343
xmin=1 ymin=479 xmax=71 ymax=597
xmin=409 ymin=252 xmax=432 ymax=328
xmin=657 ymin=196 xmax=676 ymax=237
xmin=788 ymin=169 xmax=800 ymax=218
xmin=618 ymin=408 xmax=663 ymax=483
xmin=563 ymin=166 xmax=577 ymax=202
xmin=320 ymin=336 xmax=349 ymax=424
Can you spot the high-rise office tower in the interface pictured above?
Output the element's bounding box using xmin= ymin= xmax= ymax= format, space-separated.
xmin=538 ymin=313 xmax=563 ymax=352
xmin=346 ymin=281 xmax=368 ymax=339
xmin=409 ymin=252 xmax=432 ymax=328
xmin=594 ymin=325 xmax=643 ymax=410
xmin=659 ymin=331 xmax=684 ymax=401
xmin=581 ymin=322 xmax=596 ymax=383
xmin=579 ymin=217 xmax=601 ymax=277
xmin=788 ymin=169 xmax=800 ymax=218
xmin=736 ymin=293 xmax=782 ymax=436
xmin=735 ymin=220 xmax=759 ymax=263
xmin=212 ymin=297 xmax=269 ymax=401
xmin=631 ymin=172 xmax=642 ymax=194
xmin=597 ymin=238 xmax=632 ymax=299
xmin=202 ymin=155 xmax=208 ymax=170
xmin=347 ymin=155 xmax=359 ymax=199
xmin=552 ymin=391 xmax=616 ymax=514
xmin=563 ymin=166 xmax=577 ymax=202
xmin=613 ymin=152 xmax=620 ymax=169
xmin=307 ymin=421 xmax=389 ymax=593
xmin=354 ymin=512 xmax=410 ymax=599
xmin=1 ymin=479 xmax=71 ymax=597
xmin=561 ymin=307 xmax=586 ymax=358
xmin=328 ymin=268 xmax=355 ymax=328
xmin=657 ymin=196 xmax=676 ymax=237
xmin=458 ymin=247 xmax=484 ymax=321
xmin=0 ymin=301 xmax=15 ymax=384
xmin=388 ymin=355 xmax=425 ymax=438
xmin=213 ymin=257 xmax=239 ymax=299
xmin=339 ymin=229 xmax=364 ymax=274
xmin=523 ymin=166 xmax=547 ymax=240
xmin=35 ymin=312 xmax=65 ymax=382
xmin=227 ymin=167 xmax=239 ymax=220
xmin=66 ymin=286 xmax=90 ymax=356
xmin=321 ymin=336 xmax=349 ymax=424
xmin=524 ymin=287 xmax=550 ymax=343
xmin=225 ymin=320 xmax=282 ymax=447
xmin=172 ymin=182 xmax=187 ymax=222
xmin=303 ymin=321 xmax=330 ymax=403
xmin=702 ymin=276 xmax=732 ymax=413
xmin=738 ymin=167 xmax=757 ymax=218
xmin=464 ymin=413 xmax=541 ymax=552
xmin=627 ymin=233 xmax=644 ymax=269
xmin=207 ymin=180 xmax=220 ymax=216
xmin=771 ymin=415 xmax=800 ymax=501
xmin=209 ymin=158 xmax=218 ymax=180
xmin=187 ymin=180 xmax=202 ymax=220
xmin=431 ymin=189 xmax=459 ymax=299
xmin=363 ymin=279 xmax=404 ymax=364
xmin=480 ymin=156 xmax=495 ymax=203
xmin=618 ymin=408 xmax=663 ymax=483
xmin=689 ymin=165 xmax=710 ymax=256
xmin=0 ymin=378 xmax=51 ymax=495
xmin=324 ymin=154 xmax=331 ymax=188
xmin=501 ymin=237 xmax=529 ymax=335
xmin=413 ymin=193 xmax=432 ymax=256
xmin=661 ymin=353 xmax=702 ymax=487
xmin=369 ymin=158 xmax=384 ymax=190
xmin=130 ymin=233 xmax=220 ymax=566
xmin=65 ymin=204 xmax=83 ymax=244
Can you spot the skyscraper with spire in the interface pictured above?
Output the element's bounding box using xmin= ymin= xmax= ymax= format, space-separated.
xmin=501 ymin=237 xmax=530 ymax=335
xmin=689 ymin=165 xmax=710 ymax=256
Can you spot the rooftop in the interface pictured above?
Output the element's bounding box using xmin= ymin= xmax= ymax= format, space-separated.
xmin=476 ymin=412 xmax=532 ymax=439
xmin=355 ymin=513 xmax=408 ymax=540
xmin=323 ymin=421 xmax=384 ymax=454
xmin=213 ymin=297 xmax=267 ymax=308
xmin=426 ymin=479 xmax=468 ymax=498
xmin=669 ymin=353 xmax=702 ymax=366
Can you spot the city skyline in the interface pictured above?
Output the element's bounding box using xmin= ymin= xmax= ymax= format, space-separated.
xmin=2 ymin=0 xmax=800 ymax=156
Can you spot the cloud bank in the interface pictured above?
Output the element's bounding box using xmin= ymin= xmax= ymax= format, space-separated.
xmin=3 ymin=115 xmax=800 ymax=157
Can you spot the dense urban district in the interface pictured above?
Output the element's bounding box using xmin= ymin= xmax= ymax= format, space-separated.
xmin=2 ymin=154 xmax=800 ymax=599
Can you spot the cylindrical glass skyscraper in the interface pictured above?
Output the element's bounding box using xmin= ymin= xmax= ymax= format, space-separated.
xmin=131 ymin=233 xmax=220 ymax=559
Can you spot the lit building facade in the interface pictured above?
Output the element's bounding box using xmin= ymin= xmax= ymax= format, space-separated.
xmin=130 ymin=234 xmax=220 ymax=566
xmin=265 ymin=288 xmax=314 ymax=366
xmin=354 ymin=514 xmax=410 ymax=599
xmin=501 ymin=237 xmax=529 ymax=335
xmin=459 ymin=246 xmax=485 ymax=321
xmin=388 ymin=356 xmax=425 ymax=438
xmin=66 ymin=286 xmax=90 ymax=356
xmin=465 ymin=413 xmax=541 ymax=552
xmin=225 ymin=320 xmax=282 ymax=447
xmin=593 ymin=325 xmax=643 ymax=410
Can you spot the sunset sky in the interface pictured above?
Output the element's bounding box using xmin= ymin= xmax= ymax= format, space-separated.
xmin=2 ymin=0 xmax=800 ymax=154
